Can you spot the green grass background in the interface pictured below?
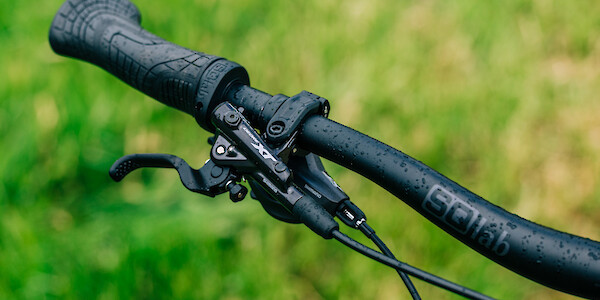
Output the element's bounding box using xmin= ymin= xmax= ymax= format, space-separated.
xmin=2 ymin=0 xmax=600 ymax=298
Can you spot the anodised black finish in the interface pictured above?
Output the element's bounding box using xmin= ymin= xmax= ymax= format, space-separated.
xmin=109 ymin=153 xmax=235 ymax=196
xmin=298 ymin=116 xmax=600 ymax=298
xmin=211 ymin=103 xmax=292 ymax=189
xmin=265 ymin=91 xmax=329 ymax=145
xmin=211 ymin=103 xmax=339 ymax=239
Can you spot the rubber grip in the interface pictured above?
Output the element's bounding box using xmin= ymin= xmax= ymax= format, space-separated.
xmin=48 ymin=0 xmax=249 ymax=131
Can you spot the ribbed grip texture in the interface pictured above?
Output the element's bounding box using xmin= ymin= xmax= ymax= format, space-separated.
xmin=49 ymin=0 xmax=249 ymax=128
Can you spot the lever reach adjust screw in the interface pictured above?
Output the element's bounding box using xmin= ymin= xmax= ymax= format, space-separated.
xmin=227 ymin=182 xmax=248 ymax=202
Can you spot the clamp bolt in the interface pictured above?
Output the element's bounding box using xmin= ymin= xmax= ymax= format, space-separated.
xmin=268 ymin=122 xmax=285 ymax=135
xmin=224 ymin=111 xmax=241 ymax=127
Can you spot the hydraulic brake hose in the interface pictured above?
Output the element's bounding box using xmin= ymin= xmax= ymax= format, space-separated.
xmin=297 ymin=115 xmax=600 ymax=298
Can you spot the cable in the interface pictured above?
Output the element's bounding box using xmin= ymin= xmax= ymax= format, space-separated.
xmin=336 ymin=200 xmax=419 ymax=299
xmin=358 ymin=223 xmax=420 ymax=300
xmin=332 ymin=230 xmax=495 ymax=300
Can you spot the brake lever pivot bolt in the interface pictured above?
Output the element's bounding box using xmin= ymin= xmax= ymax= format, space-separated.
xmin=210 ymin=165 xmax=224 ymax=178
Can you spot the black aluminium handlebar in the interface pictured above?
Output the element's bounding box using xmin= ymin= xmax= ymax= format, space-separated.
xmin=227 ymin=82 xmax=600 ymax=297
xmin=49 ymin=0 xmax=600 ymax=298
xmin=298 ymin=116 xmax=600 ymax=298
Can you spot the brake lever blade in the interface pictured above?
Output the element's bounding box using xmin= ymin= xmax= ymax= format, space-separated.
xmin=109 ymin=153 xmax=209 ymax=194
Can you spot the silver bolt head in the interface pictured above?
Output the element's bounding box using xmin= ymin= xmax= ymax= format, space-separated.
xmin=216 ymin=145 xmax=226 ymax=155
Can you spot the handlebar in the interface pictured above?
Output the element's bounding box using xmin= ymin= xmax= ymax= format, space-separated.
xmin=298 ymin=116 xmax=600 ymax=298
xmin=49 ymin=0 xmax=600 ymax=298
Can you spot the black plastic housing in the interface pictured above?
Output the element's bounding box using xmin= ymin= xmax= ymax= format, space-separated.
xmin=292 ymin=196 xmax=339 ymax=239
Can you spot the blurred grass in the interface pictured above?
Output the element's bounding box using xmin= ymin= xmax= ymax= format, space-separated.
xmin=1 ymin=0 xmax=600 ymax=298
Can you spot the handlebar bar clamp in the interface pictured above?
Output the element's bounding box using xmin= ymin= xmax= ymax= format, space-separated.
xmin=265 ymin=91 xmax=330 ymax=145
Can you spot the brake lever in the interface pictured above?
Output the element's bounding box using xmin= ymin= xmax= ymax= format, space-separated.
xmin=109 ymin=101 xmax=345 ymax=239
xmin=109 ymin=153 xmax=246 ymax=199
